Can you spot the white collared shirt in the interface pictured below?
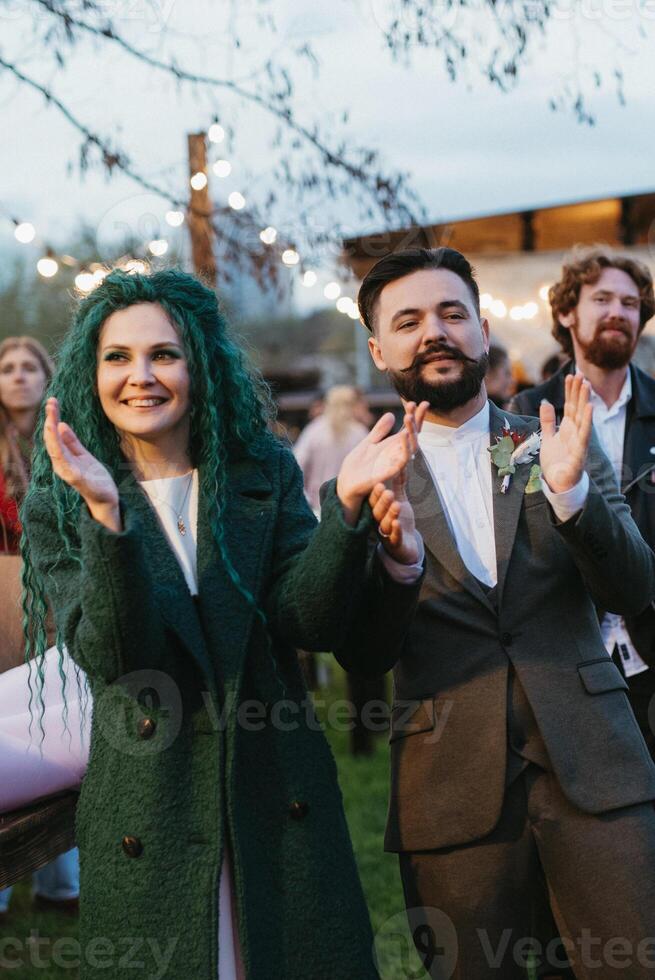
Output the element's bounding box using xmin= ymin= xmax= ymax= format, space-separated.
xmin=380 ymin=400 xmax=588 ymax=588
xmin=586 ymin=369 xmax=632 ymax=483
xmin=581 ymin=369 xmax=649 ymax=677
xmin=418 ymin=402 xmax=497 ymax=586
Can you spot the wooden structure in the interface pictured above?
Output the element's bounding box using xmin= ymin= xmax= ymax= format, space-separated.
xmin=0 ymin=791 xmax=78 ymax=890
xmin=187 ymin=132 xmax=217 ymax=287
xmin=343 ymin=190 xmax=655 ymax=280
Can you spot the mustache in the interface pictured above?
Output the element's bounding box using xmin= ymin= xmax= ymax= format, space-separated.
xmin=596 ymin=318 xmax=631 ymax=339
xmin=400 ymin=343 xmax=478 ymax=374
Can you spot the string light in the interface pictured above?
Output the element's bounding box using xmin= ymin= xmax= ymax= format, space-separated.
xmin=347 ymin=307 xmax=361 ymax=321
xmin=212 ymin=160 xmax=232 ymax=179
xmin=539 ymin=284 xmax=551 ymax=301
xmin=14 ymin=222 xmax=35 ymax=244
xmin=523 ymin=301 xmax=538 ymax=319
xmin=123 ymin=259 xmax=148 ymax=274
xmin=190 ymin=172 xmax=208 ymax=191
xmin=208 ymin=123 xmax=225 ymax=144
xmin=282 ymin=249 xmax=300 ymax=266
xmin=489 ymin=299 xmax=507 ymax=318
xmin=228 ymin=192 xmax=246 ymax=211
xmin=165 ymin=210 xmax=185 ymax=227
xmin=75 ymin=272 xmax=96 ymax=293
xmin=259 ymin=226 xmax=277 ymax=245
xmin=510 ymin=305 xmax=525 ymax=322
xmin=302 ymin=270 xmax=317 ymax=287
xmin=148 ymin=239 xmax=169 ymax=257
xmin=480 ymin=292 xmax=493 ymax=311
xmin=337 ymin=296 xmax=356 ymax=314
xmin=37 ymin=257 xmax=59 ymax=278
xmin=324 ymin=281 xmax=341 ymax=300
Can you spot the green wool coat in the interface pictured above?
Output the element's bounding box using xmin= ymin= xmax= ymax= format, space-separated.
xmin=23 ymin=442 xmax=417 ymax=980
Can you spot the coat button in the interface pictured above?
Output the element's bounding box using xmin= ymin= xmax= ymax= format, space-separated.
xmin=501 ymin=632 xmax=513 ymax=647
xmin=137 ymin=717 xmax=157 ymax=740
xmin=122 ymin=835 xmax=143 ymax=858
xmin=289 ymin=801 xmax=309 ymax=821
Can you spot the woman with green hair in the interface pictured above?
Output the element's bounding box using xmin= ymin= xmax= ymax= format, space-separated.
xmin=19 ymin=268 xmax=427 ymax=979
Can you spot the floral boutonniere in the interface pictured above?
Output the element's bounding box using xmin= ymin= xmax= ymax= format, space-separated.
xmin=489 ymin=420 xmax=541 ymax=494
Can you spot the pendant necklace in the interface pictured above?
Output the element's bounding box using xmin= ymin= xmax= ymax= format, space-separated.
xmin=145 ymin=472 xmax=194 ymax=536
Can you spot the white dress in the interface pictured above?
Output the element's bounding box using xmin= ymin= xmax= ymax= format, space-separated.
xmin=0 ymin=644 xmax=89 ymax=812
xmin=139 ymin=470 xmax=244 ymax=980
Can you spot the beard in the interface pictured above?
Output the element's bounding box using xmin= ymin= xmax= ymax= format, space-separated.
xmin=388 ymin=342 xmax=489 ymax=412
xmin=572 ymin=316 xmax=637 ymax=370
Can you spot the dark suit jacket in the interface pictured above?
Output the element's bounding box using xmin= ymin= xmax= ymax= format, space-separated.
xmin=513 ymin=361 xmax=655 ymax=665
xmin=335 ymin=401 xmax=655 ymax=853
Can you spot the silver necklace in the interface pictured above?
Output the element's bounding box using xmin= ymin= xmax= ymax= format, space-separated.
xmin=144 ymin=472 xmax=194 ymax=536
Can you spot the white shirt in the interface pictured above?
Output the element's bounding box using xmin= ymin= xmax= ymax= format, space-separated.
xmin=417 ymin=402 xmax=498 ymax=586
xmin=139 ymin=470 xmax=199 ymax=594
xmin=380 ymin=400 xmax=589 ymax=587
xmin=583 ymin=370 xmax=649 ymax=677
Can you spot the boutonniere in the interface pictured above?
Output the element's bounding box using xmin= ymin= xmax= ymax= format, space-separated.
xmin=489 ymin=419 xmax=541 ymax=493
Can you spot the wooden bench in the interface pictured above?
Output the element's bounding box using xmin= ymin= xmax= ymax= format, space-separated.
xmin=0 ymin=791 xmax=78 ymax=890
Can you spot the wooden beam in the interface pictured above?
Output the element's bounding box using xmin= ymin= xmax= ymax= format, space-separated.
xmin=187 ymin=132 xmax=217 ymax=287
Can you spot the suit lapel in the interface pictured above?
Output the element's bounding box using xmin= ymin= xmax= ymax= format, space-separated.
xmin=489 ymin=402 xmax=540 ymax=608
xmin=408 ymin=449 xmax=496 ymax=613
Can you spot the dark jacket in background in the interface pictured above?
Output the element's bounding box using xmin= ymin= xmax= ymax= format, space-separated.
xmin=512 ymin=361 xmax=655 ymax=669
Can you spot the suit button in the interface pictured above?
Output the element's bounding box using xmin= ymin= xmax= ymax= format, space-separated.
xmin=501 ymin=632 xmax=513 ymax=647
xmin=122 ymin=835 xmax=143 ymax=858
xmin=137 ymin=718 xmax=157 ymax=740
xmin=289 ymin=801 xmax=309 ymax=821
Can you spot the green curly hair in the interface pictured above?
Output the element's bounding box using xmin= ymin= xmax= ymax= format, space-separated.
xmin=21 ymin=268 xmax=276 ymax=730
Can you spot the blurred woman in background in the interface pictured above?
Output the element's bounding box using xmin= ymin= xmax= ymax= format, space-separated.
xmin=0 ymin=335 xmax=80 ymax=920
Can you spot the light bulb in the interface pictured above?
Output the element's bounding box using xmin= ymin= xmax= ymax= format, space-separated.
xmin=212 ymin=160 xmax=232 ymax=179
xmin=37 ymin=257 xmax=58 ymax=278
xmin=208 ymin=123 xmax=225 ymax=143
xmin=14 ymin=222 xmax=35 ymax=244
xmin=190 ymin=172 xmax=208 ymax=191
xmin=324 ymin=281 xmax=341 ymax=300
xmin=259 ymin=226 xmax=277 ymax=245
xmin=124 ymin=259 xmax=148 ymax=275
xmin=282 ymin=249 xmax=300 ymax=266
xmin=148 ymin=239 xmax=169 ymax=257
xmin=302 ymin=270 xmax=317 ymax=288
xmin=165 ymin=210 xmax=185 ymax=227
xmin=75 ymin=272 xmax=96 ymax=293
xmin=228 ymin=192 xmax=246 ymax=210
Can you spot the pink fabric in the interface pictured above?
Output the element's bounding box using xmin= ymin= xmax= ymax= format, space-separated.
xmin=293 ymin=417 xmax=369 ymax=513
xmin=218 ymin=846 xmax=246 ymax=979
xmin=0 ymin=647 xmax=90 ymax=813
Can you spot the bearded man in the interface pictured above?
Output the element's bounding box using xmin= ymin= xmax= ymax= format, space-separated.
xmin=514 ymin=248 xmax=655 ymax=756
xmin=334 ymin=246 xmax=655 ymax=979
